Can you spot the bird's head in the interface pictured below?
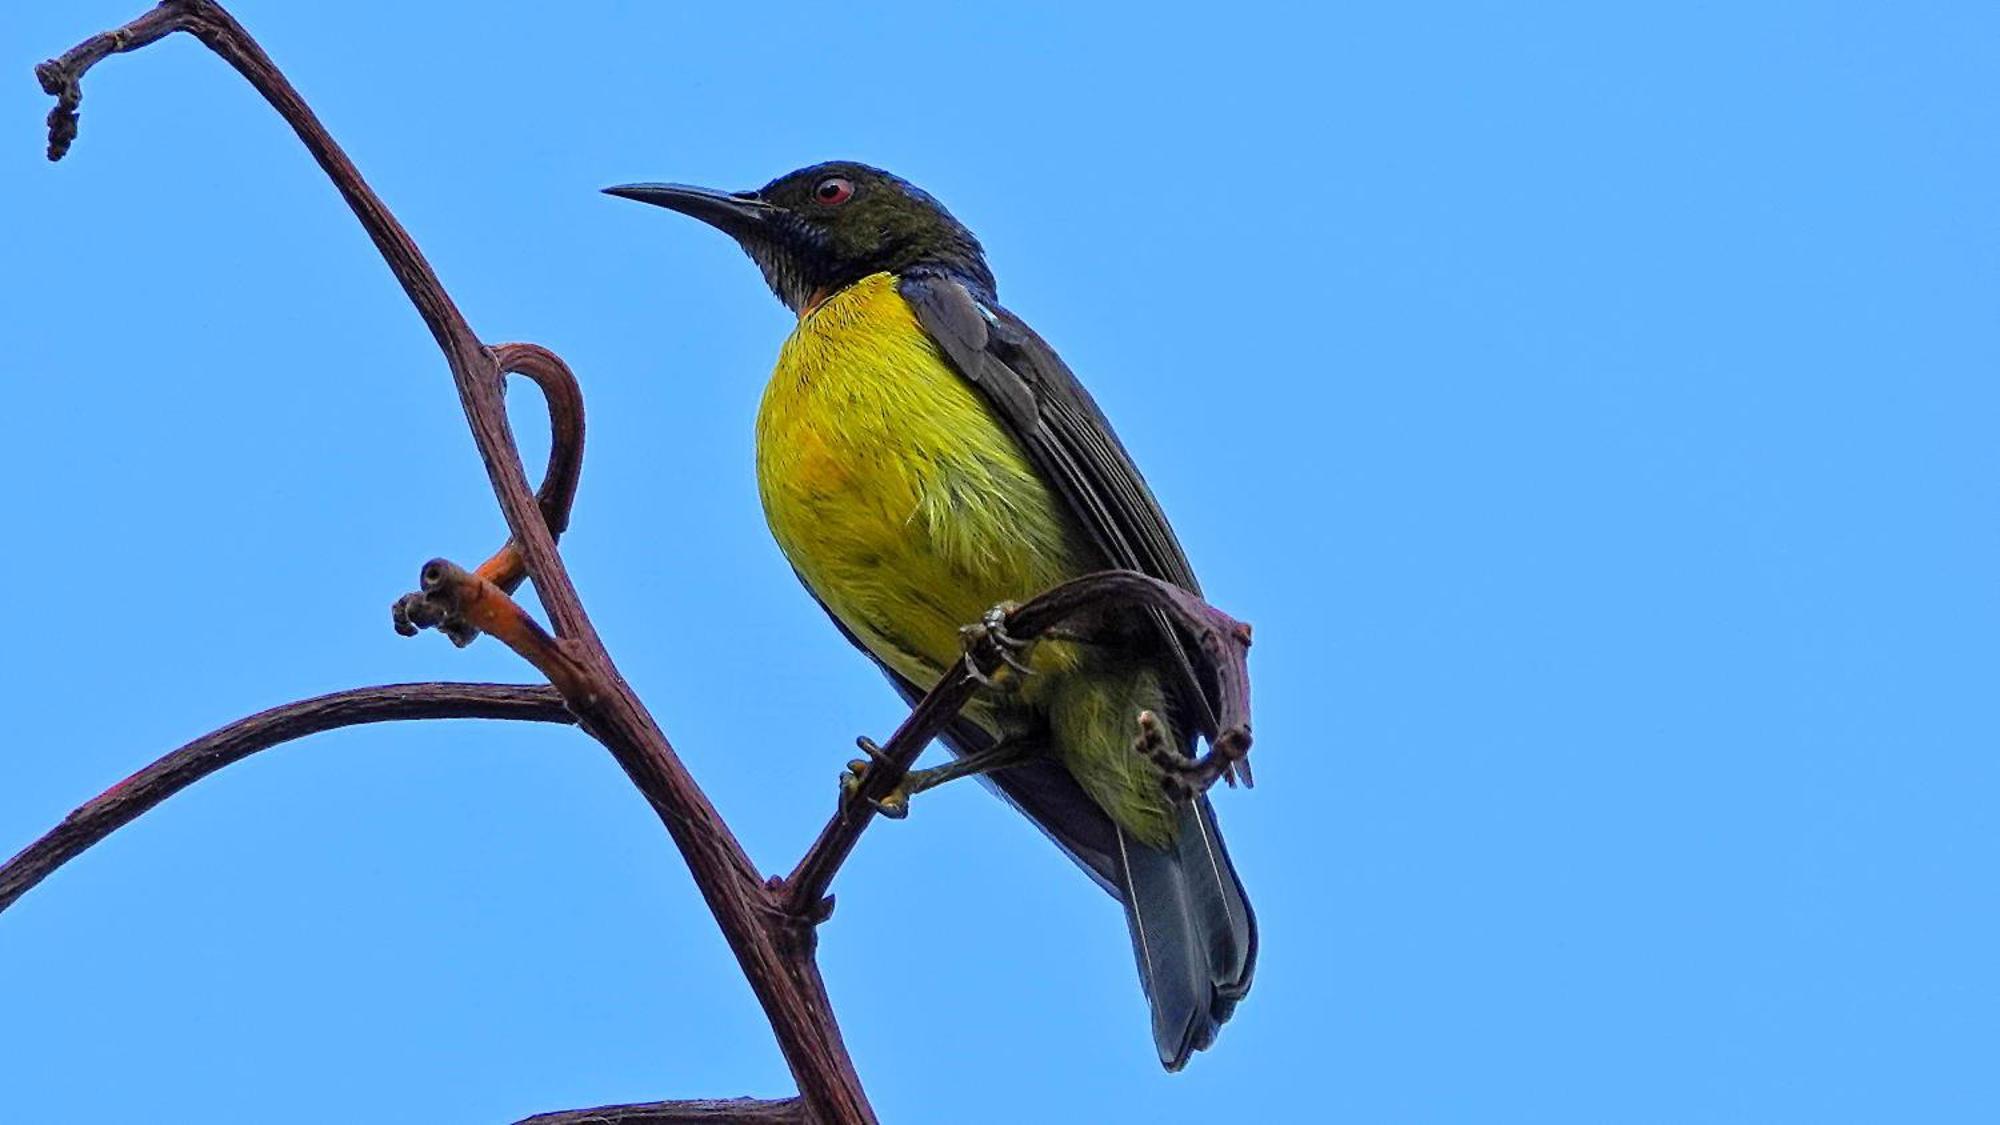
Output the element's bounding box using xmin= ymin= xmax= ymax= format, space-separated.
xmin=606 ymin=161 xmax=995 ymax=314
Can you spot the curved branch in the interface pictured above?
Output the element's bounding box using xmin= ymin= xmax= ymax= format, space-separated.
xmin=0 ymin=683 xmax=570 ymax=916
xmin=35 ymin=1 xmax=186 ymax=160
xmin=494 ymin=343 xmax=586 ymax=542
xmin=1005 ymin=569 xmax=1255 ymax=790
xmin=477 ymin=342 xmax=587 ymax=594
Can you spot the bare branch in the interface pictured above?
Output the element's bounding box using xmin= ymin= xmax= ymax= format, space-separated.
xmin=1004 ymin=570 xmax=1256 ymax=794
xmin=779 ymin=667 xmax=986 ymax=922
xmin=35 ymin=1 xmax=186 ymax=160
xmin=0 ymin=684 xmax=569 ymax=916
xmin=515 ymin=1098 xmax=805 ymax=1125
xmin=393 ymin=559 xmax=599 ymax=701
xmin=476 ymin=342 xmax=587 ymax=595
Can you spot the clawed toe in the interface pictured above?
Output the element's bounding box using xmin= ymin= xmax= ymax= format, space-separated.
xmin=838 ymin=758 xmax=869 ymax=798
xmin=840 ymin=738 xmax=914 ymax=818
xmin=981 ymin=603 xmax=1028 ymax=650
xmin=1127 ymin=710 xmax=1249 ymax=800
xmin=869 ymin=788 xmax=911 ymax=819
xmin=960 ymin=601 xmax=1036 ymax=683
xmin=1129 ymin=710 xmax=1200 ymax=801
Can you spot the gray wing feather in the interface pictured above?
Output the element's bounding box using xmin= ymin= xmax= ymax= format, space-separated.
xmin=899 ymin=271 xmax=1219 ymax=737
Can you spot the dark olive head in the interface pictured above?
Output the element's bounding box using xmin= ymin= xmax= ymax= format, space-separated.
xmin=606 ymin=161 xmax=995 ymax=313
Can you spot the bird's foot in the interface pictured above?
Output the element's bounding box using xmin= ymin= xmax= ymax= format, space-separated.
xmin=959 ymin=601 xmax=1035 ymax=687
xmin=840 ymin=733 xmax=1039 ymax=819
xmin=840 ymin=737 xmax=914 ymax=819
xmin=1129 ymin=710 xmax=1204 ymax=801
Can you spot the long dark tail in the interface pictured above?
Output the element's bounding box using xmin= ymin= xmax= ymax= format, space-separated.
xmin=1116 ymin=796 xmax=1257 ymax=1070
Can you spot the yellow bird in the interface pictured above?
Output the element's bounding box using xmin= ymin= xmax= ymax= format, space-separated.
xmin=609 ymin=162 xmax=1255 ymax=1069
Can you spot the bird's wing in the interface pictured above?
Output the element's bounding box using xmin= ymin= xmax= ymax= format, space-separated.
xmin=898 ymin=271 xmax=1219 ymax=736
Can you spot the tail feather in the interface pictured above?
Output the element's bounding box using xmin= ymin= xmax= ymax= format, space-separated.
xmin=1116 ymin=797 xmax=1257 ymax=1070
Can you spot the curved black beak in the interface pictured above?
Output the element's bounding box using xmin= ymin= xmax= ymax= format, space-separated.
xmin=602 ymin=183 xmax=777 ymax=240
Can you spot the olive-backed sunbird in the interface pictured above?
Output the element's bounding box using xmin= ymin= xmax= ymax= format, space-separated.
xmin=606 ymin=162 xmax=1255 ymax=1070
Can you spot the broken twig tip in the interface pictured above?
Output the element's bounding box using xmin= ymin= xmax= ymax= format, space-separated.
xmin=36 ymin=61 xmax=82 ymax=162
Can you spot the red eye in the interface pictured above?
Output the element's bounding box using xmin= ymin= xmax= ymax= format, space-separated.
xmin=814 ymin=176 xmax=854 ymax=206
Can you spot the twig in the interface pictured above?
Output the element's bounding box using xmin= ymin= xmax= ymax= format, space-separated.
xmin=514 ymin=1097 xmax=805 ymax=1125
xmin=779 ymin=569 xmax=1253 ymax=919
xmin=476 ymin=342 xmax=586 ymax=594
xmin=1003 ymin=570 xmax=1256 ymax=793
xmin=34 ymin=1 xmax=186 ymax=160
xmin=0 ymin=683 xmax=570 ymax=915
xmin=393 ymin=559 xmax=597 ymax=702
xmin=779 ymin=666 xmax=986 ymax=921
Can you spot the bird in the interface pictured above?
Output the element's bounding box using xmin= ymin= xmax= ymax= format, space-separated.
xmin=606 ymin=162 xmax=1255 ymax=1070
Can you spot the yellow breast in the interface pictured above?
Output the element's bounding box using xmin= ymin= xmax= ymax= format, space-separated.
xmin=755 ymin=272 xmax=1093 ymax=689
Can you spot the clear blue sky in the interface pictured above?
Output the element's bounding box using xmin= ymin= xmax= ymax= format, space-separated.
xmin=3 ymin=2 xmax=1994 ymax=1121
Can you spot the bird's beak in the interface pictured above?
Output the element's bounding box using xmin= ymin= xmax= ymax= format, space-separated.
xmin=602 ymin=182 xmax=778 ymax=240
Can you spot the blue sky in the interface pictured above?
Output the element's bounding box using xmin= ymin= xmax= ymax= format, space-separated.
xmin=3 ymin=2 xmax=1995 ymax=1121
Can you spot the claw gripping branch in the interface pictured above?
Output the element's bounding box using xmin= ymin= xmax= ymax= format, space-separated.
xmin=780 ymin=572 xmax=1254 ymax=920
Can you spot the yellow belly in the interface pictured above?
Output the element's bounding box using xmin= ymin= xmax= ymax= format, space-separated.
xmin=755 ymin=272 xmax=1094 ymax=692
xmin=756 ymin=271 xmax=1179 ymax=844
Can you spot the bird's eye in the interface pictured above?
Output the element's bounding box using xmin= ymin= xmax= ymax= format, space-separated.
xmin=814 ymin=176 xmax=855 ymax=206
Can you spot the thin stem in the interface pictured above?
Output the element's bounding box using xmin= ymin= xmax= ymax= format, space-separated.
xmin=780 ymin=668 xmax=985 ymax=920
xmin=478 ymin=342 xmax=588 ymax=594
xmin=0 ymin=683 xmax=570 ymax=916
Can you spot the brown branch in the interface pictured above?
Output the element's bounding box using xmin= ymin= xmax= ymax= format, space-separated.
xmin=1003 ymin=570 xmax=1256 ymax=794
xmin=779 ymin=569 xmax=1254 ymax=919
xmin=476 ymin=342 xmax=586 ymax=594
xmin=515 ymin=1098 xmax=805 ymax=1125
xmin=779 ymin=667 xmax=983 ymax=922
xmin=35 ymin=1 xmax=187 ymax=160
xmin=35 ymin=4 xmax=874 ymax=1120
xmin=0 ymin=683 xmax=570 ymax=916
xmin=394 ymin=558 xmax=601 ymax=701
